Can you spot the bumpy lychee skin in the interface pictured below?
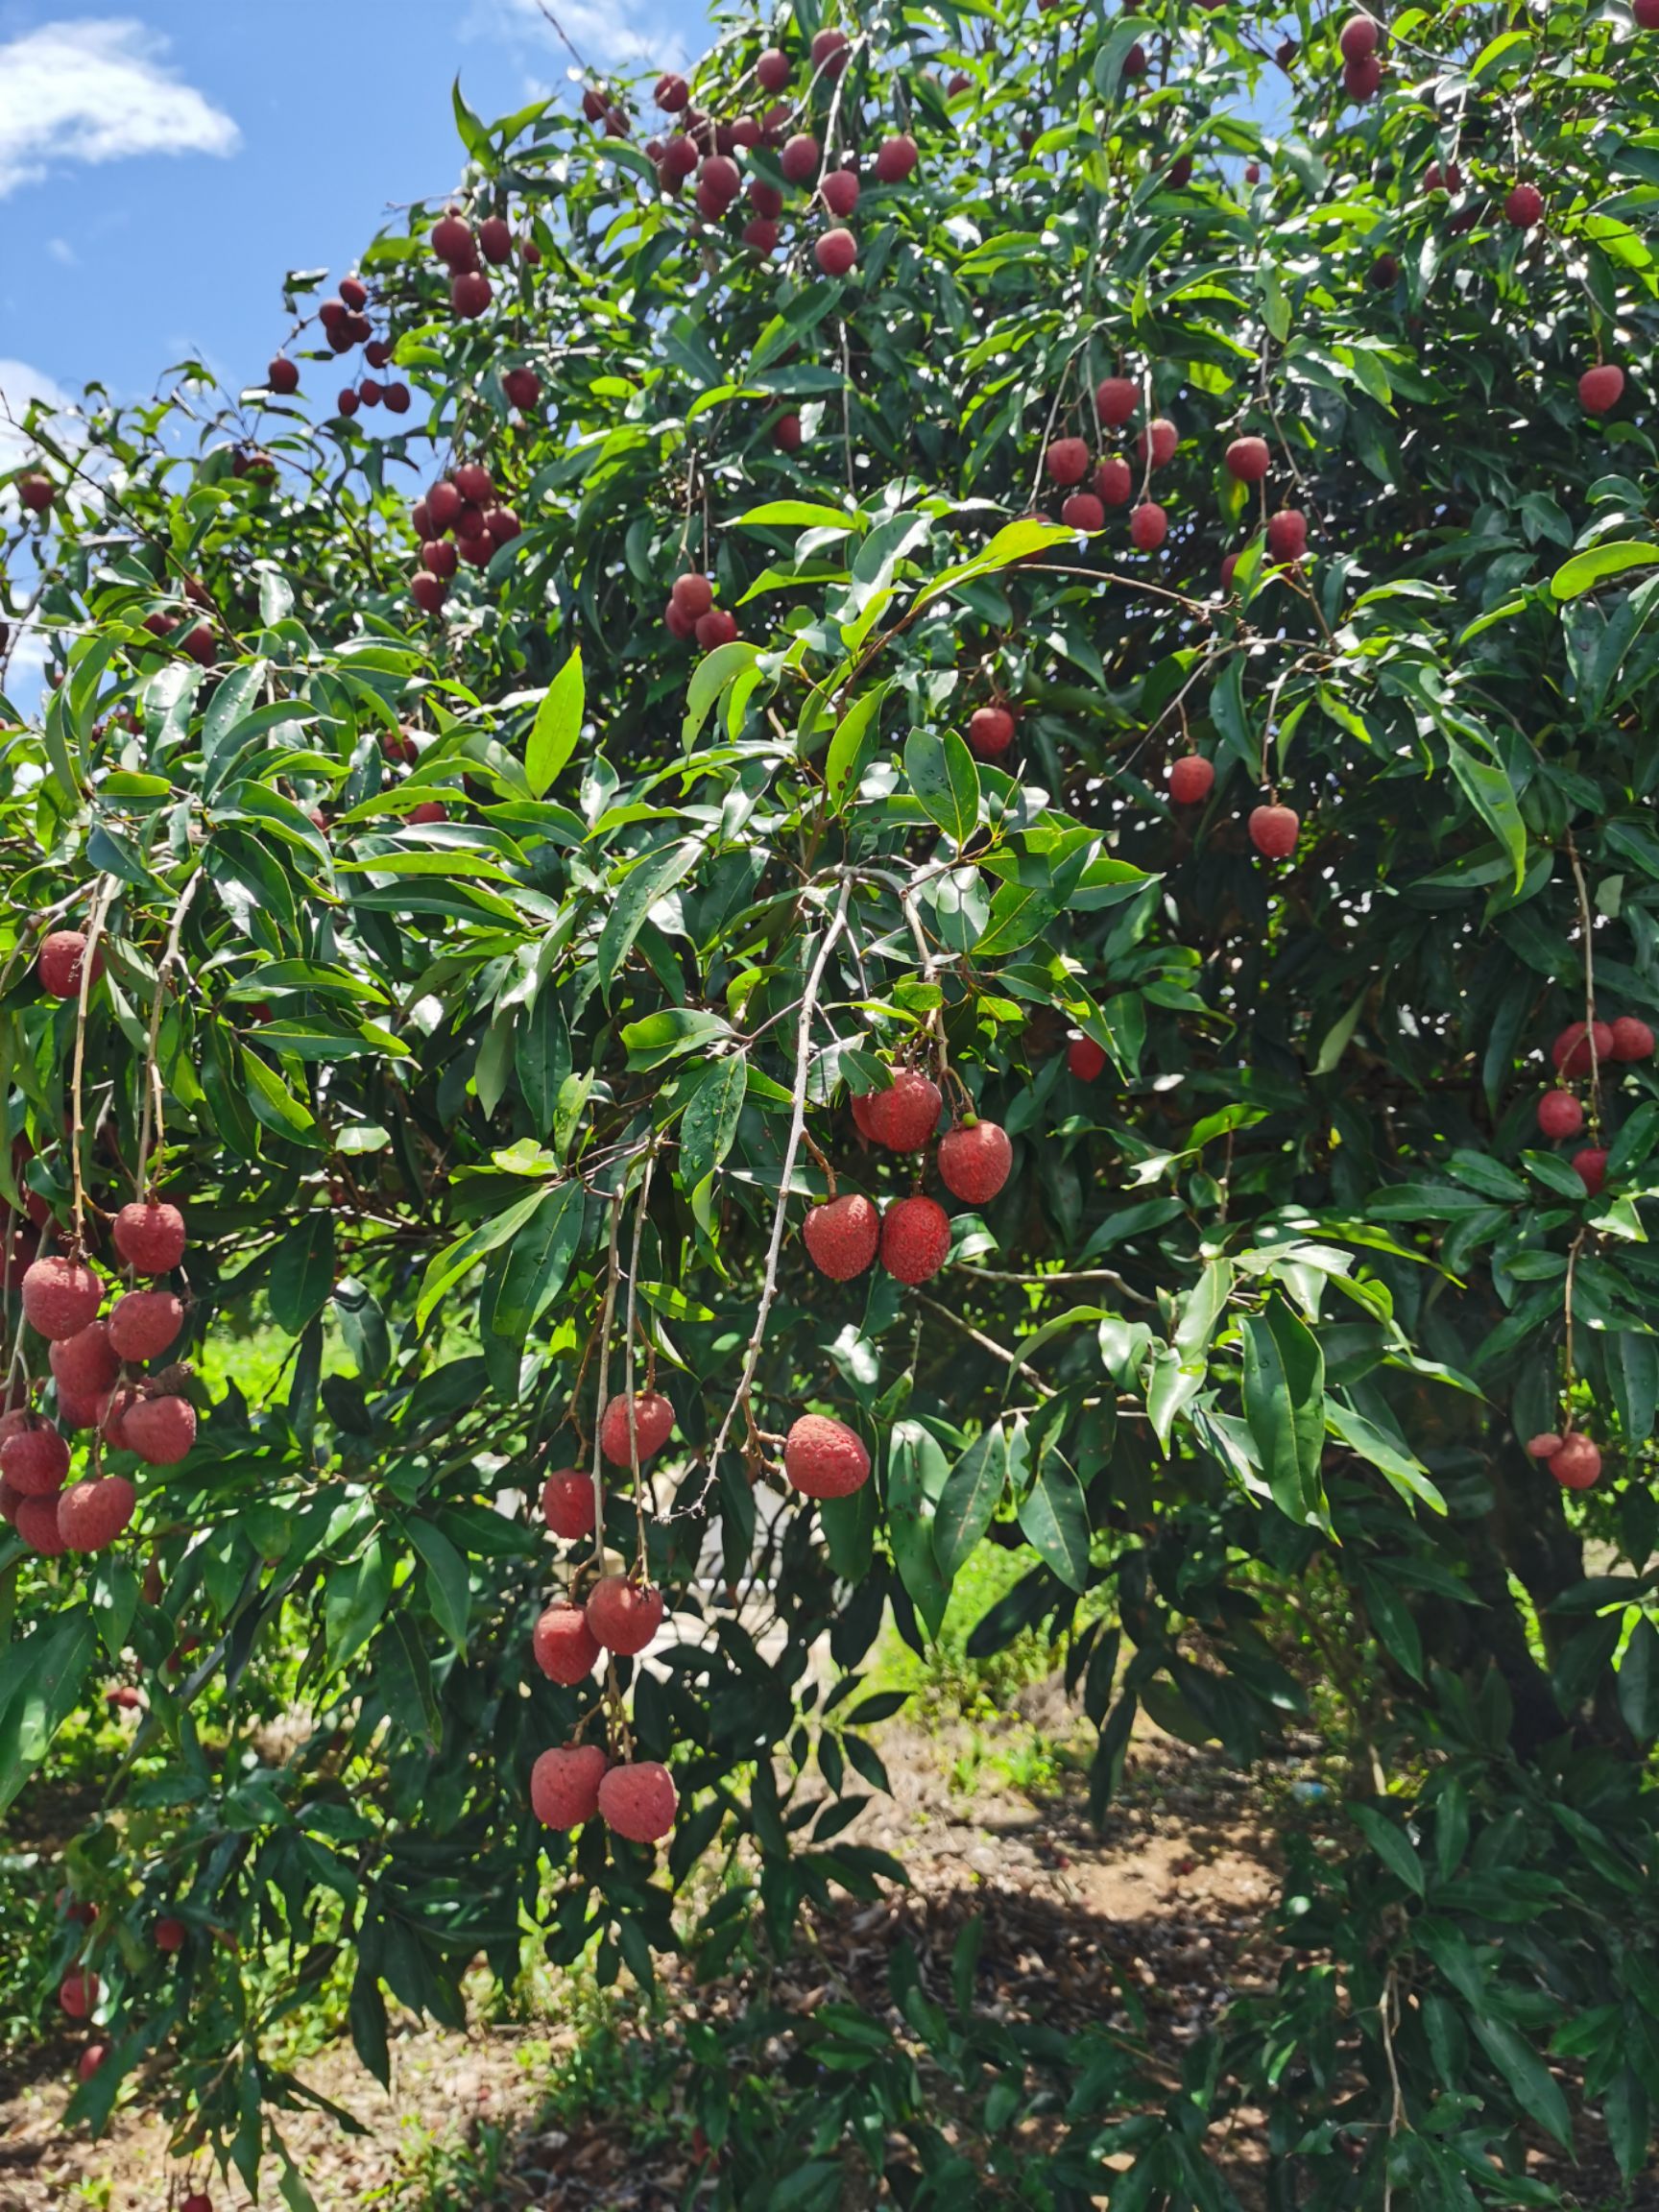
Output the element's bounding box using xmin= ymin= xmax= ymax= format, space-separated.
xmin=1062 ymin=492 xmax=1105 ymax=532
xmin=1266 ymin=508 xmax=1307 ymax=562
xmin=1095 ymin=376 xmax=1136 ymax=426
xmin=21 ymin=1254 xmax=102 ymax=1341
xmin=1579 ymin=364 xmax=1625 ymax=415
xmin=1573 ymin=1146 xmax=1608 ymax=1196
xmin=1130 ymin=501 xmax=1167 ymax=552
xmin=1249 ymin=805 xmax=1300 ymax=859
xmin=671 ymin=571 xmax=713 ymax=621
xmin=880 ymin=1195 xmax=951 ymax=1286
xmin=155 ymin=1915 xmax=186 ymax=1953
xmin=585 ymin=1575 xmax=664 ymax=1655
xmin=108 ymin=1289 xmax=184 ymax=1362
xmin=597 ymin=1759 xmax=678 ymax=1843
xmin=1137 ymin=417 xmax=1178 ymax=469
xmin=121 ymin=1394 xmax=197 ymax=1467
xmin=101 ymin=1386 xmax=138 ymax=1451
xmin=1339 ymin=12 xmax=1378 ymax=58
xmin=18 ymin=1495 xmax=68 ymax=1554
xmin=38 ymin=930 xmax=102 ymax=999
xmin=1168 ymin=755 xmax=1215 ymax=805
xmin=0 ymin=1478 xmax=20 ymax=1527
xmin=783 ymin=1413 xmax=871 ymax=1498
xmin=58 ymin=1476 xmax=136 ymax=1554
xmin=1552 ymin=1021 xmax=1615 ymax=1076
xmin=1224 ymin=435 xmax=1270 ymax=484
xmin=850 ymin=1089 xmax=881 ymax=1142
xmin=803 ymin=1192 xmax=880 ymax=1281
xmin=51 ymin=1320 xmax=119 ymax=1399
xmin=540 ymin=1469 xmax=596 ymax=1540
xmin=815 ymin=228 xmax=858 ymax=278
xmin=875 ymin=133 xmax=919 ymax=182
xmin=1044 ymin=437 xmax=1091 ymax=487
xmin=1611 ymin=1016 xmax=1654 ymax=1062
xmin=532 ymin=1599 xmax=601 ymax=1685
xmin=1537 ymin=1091 xmax=1584 ymax=1141
xmin=967 ymin=706 xmax=1016 ymax=759
xmin=1504 ymin=181 xmax=1543 ymax=229
xmin=1551 ymin=1433 xmax=1601 ymax=1489
xmin=1 ymin=1421 xmax=70 ymax=1497
xmin=598 ymin=1390 xmax=674 ymax=1466
xmin=60 ymin=1969 xmax=99 ymax=2020
xmin=867 ymin=1070 xmax=942 ymax=1152
xmin=937 ymin=1119 xmax=1013 ymax=1205
xmin=1527 ymin=1431 xmax=1564 ymax=1459
xmin=531 ymin=1743 xmax=609 ymax=1830
xmin=1068 ymin=1036 xmax=1107 ymax=1082
xmin=180 ymin=2194 xmax=213 ymax=2212
xmin=111 ymin=1200 xmax=186 ymax=1274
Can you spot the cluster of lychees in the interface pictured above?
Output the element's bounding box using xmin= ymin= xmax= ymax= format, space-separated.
xmin=407 ymin=463 xmax=522 ymax=615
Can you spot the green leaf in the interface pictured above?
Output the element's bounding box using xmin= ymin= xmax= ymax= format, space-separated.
xmin=1241 ymin=1296 xmax=1329 ymax=1529
xmin=1444 ymin=733 xmax=1527 ymax=893
xmin=824 ymin=682 xmax=889 ymax=808
xmin=682 ymin=640 xmax=762 ymax=746
xmin=1327 ymin=1400 xmax=1447 ymax=1514
xmin=489 ymin=1181 xmax=586 ymax=1342
xmin=933 ymin=1427 xmax=1008 ymax=1582
xmin=268 ymin=1213 xmax=336 ymax=1334
xmin=904 ymin=728 xmax=981 ymax=846
xmin=680 ymin=1054 xmax=748 ymax=1210
xmin=1617 ymin=1613 xmax=1659 ymax=1743
xmin=735 ymin=500 xmax=860 ymax=531
xmin=1350 ymin=1804 xmax=1426 ymax=1896
xmin=240 ymin=1046 xmax=317 ymax=1140
xmin=406 ymin=1520 xmax=471 ymax=1650
xmin=416 ymin=1184 xmax=552 ymax=1329
xmin=1469 ymin=2013 xmax=1573 ymax=2149
xmin=620 ymin=1007 xmax=731 ymax=1070
xmin=886 ymin=1421 xmax=950 ymax=1638
xmin=1550 ymin=541 xmax=1659 ymax=601
xmin=974 ymin=880 xmax=1063 ymax=958
xmin=1017 ymin=1453 xmax=1091 ymax=1592
xmin=526 ymin=646 xmax=584 ymax=797
xmin=596 ymin=839 xmax=702 ymax=996
xmin=0 ymin=1612 xmax=96 ymax=1815
xmin=914 ymin=518 xmax=1079 ymax=613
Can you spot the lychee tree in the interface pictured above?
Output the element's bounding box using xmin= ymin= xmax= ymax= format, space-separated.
xmin=7 ymin=0 xmax=1659 ymax=2200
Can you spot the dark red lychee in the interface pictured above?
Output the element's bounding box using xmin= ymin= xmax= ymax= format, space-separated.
xmin=1095 ymin=376 xmax=1137 ymax=425
xmin=540 ymin=1468 xmax=596 ymax=1539
xmin=867 ymin=1070 xmax=942 ymax=1151
xmin=1045 ymin=437 xmax=1091 ymax=487
xmin=121 ymin=1394 xmax=196 ymax=1466
xmin=1505 ymin=182 xmax=1543 ymax=228
xmin=1137 ymin=417 xmax=1177 ymax=469
xmin=267 ymin=357 xmax=300 ymax=396
xmin=1552 ymin=1021 xmax=1614 ymax=1076
xmin=451 ymin=271 xmax=493 ymax=318
xmin=1225 ymin=435 xmax=1270 ymax=483
xmin=781 ymin=132 xmax=820 ymax=182
xmin=1169 ymin=755 xmax=1215 ymax=805
xmin=1068 ymin=1036 xmax=1107 ymax=1081
xmin=1266 ymin=509 xmax=1307 ymax=562
xmin=937 ymin=1119 xmax=1012 ymax=1204
xmin=803 ymin=1192 xmax=880 ymax=1280
xmin=1131 ymin=501 xmax=1167 ymax=551
xmin=60 ymin=1970 xmax=99 ymax=2019
xmin=875 ymin=134 xmax=918 ymax=182
xmin=967 ymin=706 xmax=1016 ymax=758
xmin=671 ymin=572 xmax=713 ymax=620
xmin=1094 ymin=456 xmax=1133 ymax=505
xmin=1611 ymin=1016 xmax=1654 ymax=1061
xmin=1249 ymin=804 xmax=1300 ymax=858
xmin=1536 ymin=1091 xmax=1583 ymax=1141
xmin=50 ymin=1320 xmax=119 ymax=1399
xmin=815 ymin=228 xmax=858 ymax=277
xmin=1573 ymin=1146 xmax=1608 ymax=1195
xmin=1062 ymin=492 xmax=1105 ymax=531
xmin=757 ymin=46 xmax=791 ymax=91
xmin=880 ymin=1195 xmax=951 ymax=1285
xmin=38 ymin=930 xmax=102 ymax=999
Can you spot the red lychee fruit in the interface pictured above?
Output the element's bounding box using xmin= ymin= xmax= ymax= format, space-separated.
xmin=153 ymin=1915 xmax=186 ymax=1953
xmin=1552 ymin=1021 xmax=1614 ymax=1076
xmin=1249 ymin=804 xmax=1300 ymax=859
xmin=541 ymin=1468 xmax=596 ymax=1539
xmin=664 ymin=596 xmax=695 ymax=639
xmin=696 ymin=609 xmax=739 ymax=650
xmin=358 ymin=379 xmax=383 ymax=407
xmin=112 ymin=1200 xmax=185 ymax=1273
xmin=1169 ymin=755 xmax=1215 ymax=805
xmin=1094 ymin=456 xmax=1133 ymax=505
xmin=181 ymin=2195 xmax=212 ymax=2212
xmin=478 ymin=215 xmax=513 ymax=264
xmin=1344 ymin=53 xmax=1382 ymax=95
xmin=339 ymin=274 xmax=368 ymax=310
xmin=782 ymin=1413 xmax=871 ymax=1498
xmin=1505 ymin=182 xmax=1543 ymax=228
xmin=1069 ymin=1036 xmax=1107 ymax=1081
xmin=597 ymin=1760 xmax=677 ymax=1842
xmin=810 ymin=26 xmax=850 ymax=72
xmin=968 ymin=705 xmax=1016 ymax=759
xmin=1 ymin=1422 xmax=70 ymax=1497
xmin=60 ymin=1970 xmax=99 ymax=2019
xmin=18 ymin=1494 xmax=68 ymax=1554
xmin=38 ymin=930 xmax=102 ymax=999
xmin=781 ymin=132 xmax=820 ymax=182
xmin=453 ymin=462 xmax=493 ymax=505
xmin=532 ymin=1599 xmax=601 ymax=1685
xmin=22 ymin=1255 xmax=102 ymax=1341
xmin=585 ymin=1575 xmax=664 ymax=1654
xmin=821 ymin=170 xmax=859 ymax=218
xmin=816 ymin=228 xmax=858 ymax=277
xmin=427 ymin=479 xmax=463 ymax=530
xmin=1537 ymin=1091 xmax=1584 ymax=1141
xmin=503 ymin=366 xmax=541 ymax=411
xmin=867 ymin=1070 xmax=942 ymax=1151
xmin=599 ymin=1390 xmax=674 ymax=1465
xmin=1131 ymin=501 xmax=1167 ymax=551
xmin=749 ymin=178 xmax=783 ymax=218
xmin=422 ymin=540 xmax=458 ymax=579
xmin=699 ymin=154 xmax=741 ymax=209
xmin=19 ymin=472 xmax=56 ymax=514
xmin=1244 ymin=160 xmax=1262 ymax=183
xmin=432 ymin=213 xmax=474 ymax=264
xmin=532 ymin=1743 xmax=609 ymax=1830
xmin=671 ymin=572 xmax=713 ymax=621
xmin=1225 ymin=435 xmax=1270 ymax=483
xmin=58 ymin=1476 xmax=136 ymax=1553
xmin=655 ymin=71 xmax=689 ymax=108
xmin=101 ymin=1385 xmax=138 ymax=1451
xmin=77 ymin=2043 xmax=108 ymax=2082
xmin=743 ymin=217 xmax=781 ymax=252
xmin=1611 ymin=1016 xmax=1654 ymax=1062
xmin=1062 ymin=492 xmax=1105 ymax=531
xmin=337 ymin=388 xmax=361 ymax=418
xmin=937 ymin=1119 xmax=1012 ymax=1204
xmin=50 ymin=1320 xmax=119 ymax=1399
xmin=757 ymin=46 xmax=791 ymax=91
xmin=1572 ymin=1146 xmax=1608 ymax=1195
xmin=773 ymin=413 xmax=804 ymax=451
xmin=121 ymin=1395 xmax=196 ymax=1466
xmin=1551 ymin=1433 xmax=1601 ymax=1488
xmin=661 ymin=132 xmax=699 ymax=180
xmin=451 ymin=271 xmax=493 ymax=317
xmin=267 ymin=357 xmax=299 ymax=396
xmin=804 ymin=1192 xmax=880 ymax=1280
xmin=1579 ymin=364 xmax=1625 ymax=415
xmin=1095 ymin=376 xmax=1137 ymax=426
xmin=1638 ymin=0 xmax=1659 ymax=24
xmin=0 ymin=1478 xmax=19 ymax=1527
xmin=1266 ymin=509 xmax=1307 ymax=562
xmin=1338 ymin=13 xmax=1378 ymax=59
xmin=485 ymin=506 xmax=519 ymax=543
xmin=1045 ymin=437 xmax=1091 ymax=487
xmin=880 ymin=1195 xmax=951 ymax=1285
xmin=875 ymin=134 xmax=919 ymax=182
xmin=1122 ymin=41 xmax=1148 ymax=76
xmin=1527 ymin=1431 xmax=1564 ymax=1458
xmin=1137 ymin=418 xmax=1178 ymax=469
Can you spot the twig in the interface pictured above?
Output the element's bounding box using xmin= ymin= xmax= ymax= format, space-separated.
xmin=134 ymin=871 xmax=203 ymax=1202
xmin=1565 ymin=829 xmax=1602 ymax=1131
xmin=915 ymin=1291 xmax=1055 ymax=1398
xmin=68 ymin=878 xmax=117 ymax=1248
xmin=587 ymin=1190 xmax=624 ymax=1572
xmin=622 ymin=1145 xmax=658 ymax=1569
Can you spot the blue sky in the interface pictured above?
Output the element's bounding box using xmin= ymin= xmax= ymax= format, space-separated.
xmin=0 ymin=0 xmax=710 ymax=434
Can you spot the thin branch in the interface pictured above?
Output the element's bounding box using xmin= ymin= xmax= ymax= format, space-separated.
xmin=915 ymin=1290 xmax=1055 ymax=1398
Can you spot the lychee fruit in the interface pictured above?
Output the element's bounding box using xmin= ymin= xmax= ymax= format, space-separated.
xmin=1343 ymin=53 xmax=1382 ymax=96
xmin=532 ymin=1599 xmax=601 ymax=1684
xmin=77 ymin=2043 xmax=108 ymax=2082
xmin=1537 ymin=1091 xmax=1584 ymax=1141
xmin=1095 ymin=376 xmax=1137 ymax=426
xmin=880 ymin=1195 xmax=951 ymax=1285
xmin=597 ymin=1760 xmax=677 ymax=1842
xmin=1611 ymin=1015 xmax=1654 ymax=1061
xmin=181 ymin=2194 xmax=212 ymax=2212
xmin=875 ymin=134 xmax=919 ymax=182
xmin=427 ymin=479 xmax=463 ymax=530
xmin=50 ymin=1320 xmax=119 ymax=1399
xmin=1 ymin=1422 xmax=70 ymax=1497
xmin=867 ymin=1070 xmax=942 ymax=1151
xmin=1169 ymin=755 xmax=1215 ymax=805
xmin=1062 ymin=492 xmax=1105 ymax=531
xmin=503 ymin=366 xmax=541 ymax=411
xmin=121 ymin=1395 xmax=196 ymax=1467
xmin=22 ymin=1255 xmax=103 ymax=1340
xmin=1505 ymin=182 xmax=1543 ymax=228
xmin=782 ymin=1413 xmax=871 ymax=1498
xmin=1249 ymin=804 xmax=1300 ymax=858
xmin=1552 ymin=1021 xmax=1614 ymax=1076
xmin=267 ymin=357 xmax=300 ymax=396
xmin=1068 ymin=1036 xmax=1107 ymax=1081
xmin=58 ymin=1477 xmax=136 ymax=1553
xmin=38 ymin=931 xmax=102 ymax=999
xmin=803 ymin=1192 xmax=880 ymax=1280
xmin=540 ymin=1468 xmax=596 ymax=1539
xmin=111 ymin=1200 xmax=186 ymax=1273
xmin=1551 ymin=1433 xmax=1601 ymax=1488
xmin=1131 ymin=501 xmax=1167 ymax=551
xmin=967 ymin=705 xmax=1016 ymax=758
xmin=1527 ymin=1432 xmax=1564 ymax=1458
xmin=19 ymin=472 xmax=56 ymax=514
xmin=1338 ymin=13 xmax=1378 ymax=59
xmin=671 ymin=572 xmax=713 ymax=621
xmin=757 ymin=46 xmax=791 ymax=91
xmin=1638 ymin=0 xmax=1659 ymax=25
xmin=937 ymin=1119 xmax=1012 ymax=1204
xmin=696 ymin=609 xmax=739 ymax=649
xmin=815 ymin=228 xmax=858 ymax=277
xmin=1578 ymin=363 xmax=1625 ymax=416
xmin=101 ymin=1386 xmax=138 ymax=1451
xmin=453 ymin=463 xmax=493 ymax=505
xmin=774 ymin=413 xmax=804 ymax=451
xmin=585 ymin=1575 xmax=664 ymax=1654
xmin=1572 ymin=1146 xmax=1608 ymax=1195
xmin=431 ymin=213 xmax=474 ymax=264
xmin=1266 ymin=509 xmax=1307 ymax=562
xmin=1137 ymin=417 xmax=1178 ymax=469
xmin=531 ymin=1743 xmax=609 ymax=1830
xmin=18 ymin=1494 xmax=68 ymax=1554
xmin=59 ymin=1970 xmax=99 ymax=2020
xmin=743 ymin=217 xmax=781 ymax=252
xmin=1225 ymin=435 xmax=1270 ymax=483
xmin=1094 ymin=456 xmax=1133 ymax=505
xmin=451 ymin=271 xmax=493 ymax=317
xmin=599 ymin=1390 xmax=674 ymax=1466
xmin=781 ymin=132 xmax=820 ymax=182
xmin=655 ymin=71 xmax=689 ymax=109
xmin=1045 ymin=438 xmax=1091 ymax=487
xmin=820 ymin=170 xmax=859 ymax=218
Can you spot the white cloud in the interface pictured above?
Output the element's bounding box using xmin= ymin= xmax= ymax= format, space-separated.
xmin=46 ymin=235 xmax=77 ymax=263
xmin=462 ymin=0 xmax=681 ymax=75
xmin=0 ymin=18 xmax=239 ymax=199
xmin=0 ymin=357 xmax=74 ymax=476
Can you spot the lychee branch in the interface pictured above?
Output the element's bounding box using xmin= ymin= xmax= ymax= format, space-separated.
xmin=68 ymin=878 xmax=117 ymax=1248
xmin=134 ymin=871 xmax=204 ymax=1207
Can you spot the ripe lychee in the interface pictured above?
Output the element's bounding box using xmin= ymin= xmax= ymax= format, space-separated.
xmin=597 ymin=1760 xmax=677 ymax=1842
xmin=810 ymin=26 xmax=850 ymax=73
xmin=821 ymin=170 xmax=859 ymax=218
xmin=432 ymin=213 xmax=474 ymax=264
xmin=1169 ymin=755 xmax=1215 ymax=805
xmin=422 ymin=540 xmax=458 ymax=579
xmin=121 ymin=1395 xmax=196 ymax=1467
xmin=338 ymin=388 xmax=361 ymax=418
xmin=451 ymin=271 xmax=493 ymax=317
xmin=803 ymin=1192 xmax=880 ymax=1280
xmin=1579 ymin=365 xmax=1625 ymax=415
xmin=1527 ymin=1432 xmax=1564 ymax=1459
xmin=1131 ymin=501 xmax=1167 ymax=551
xmin=77 ymin=2043 xmax=107 ymax=2082
xmin=783 ymin=1413 xmax=871 ymax=1498
xmin=696 ymin=609 xmax=739 ymax=649
xmin=38 ymin=930 xmax=102 ymax=999
xmin=867 ymin=1070 xmax=942 ymax=1151
xmin=503 ymin=366 xmax=541 ymax=411
xmin=267 ymin=358 xmax=300 ymax=396
xmin=1611 ymin=1016 xmax=1654 ymax=1061
xmin=1266 ymin=509 xmax=1307 ymax=562
xmin=1551 ymin=1433 xmax=1601 ymax=1488
xmin=1505 ymin=182 xmax=1543 ymax=228
xmin=58 ymin=1477 xmax=136 ymax=1553
xmin=1343 ymin=53 xmax=1382 ymax=96
xmin=18 ymin=1494 xmax=67 ymax=1554
xmin=1137 ymin=418 xmax=1178 ymax=469
xmin=781 ymin=132 xmax=820 ymax=182
xmin=531 ymin=1743 xmax=609 ymax=1830
xmin=875 ymin=134 xmax=919 ymax=182
xmin=181 ymin=2194 xmax=212 ymax=2212
xmin=743 ymin=217 xmax=781 ymax=252
xmin=1338 ymin=13 xmax=1378 ymax=59
xmin=1249 ymin=804 xmax=1300 ymax=859
xmin=1639 ymin=0 xmax=1659 ymax=24
xmin=774 ymin=413 xmax=804 ymax=451
xmin=585 ymin=1575 xmax=664 ymax=1654
xmin=815 ymin=228 xmax=858 ymax=277
xmin=1225 ymin=435 xmax=1270 ymax=483
xmin=1045 ymin=438 xmax=1091 ymax=487
xmin=757 ymin=45 xmax=791 ymax=90
xmin=1536 ymin=1091 xmax=1584 ymax=1141
xmin=655 ymin=71 xmax=688 ymax=108
xmin=101 ymin=1386 xmax=138 ymax=1451
xmin=541 ymin=1468 xmax=596 ymax=1539
xmin=1068 ymin=1036 xmax=1107 ymax=1081
xmin=698 ymin=154 xmax=741 ymax=209
xmin=937 ymin=1119 xmax=1012 ymax=1204
xmin=1094 ymin=456 xmax=1133 ymax=505
xmin=22 ymin=1255 xmax=103 ymax=1340
xmin=1552 ymin=1021 xmax=1614 ymax=1076
xmin=50 ymin=1320 xmax=119 ymax=1399
xmin=19 ymin=472 xmax=55 ymax=514
xmin=1 ymin=1422 xmax=70 ymax=1497
xmin=967 ymin=706 xmax=1016 ymax=758
xmin=111 ymin=1200 xmax=186 ymax=1273
xmin=880 ymin=1195 xmax=951 ymax=1285
xmin=60 ymin=1970 xmax=99 ymax=2019
xmin=532 ymin=1599 xmax=601 ymax=1684
xmin=1095 ymin=376 xmax=1137 ymax=426
xmin=1573 ymin=1146 xmax=1608 ymax=1195
xmin=427 ymin=479 xmax=463 ymax=530
xmin=672 ymin=573 xmax=713 ymax=621
xmin=1062 ymin=492 xmax=1105 ymax=531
